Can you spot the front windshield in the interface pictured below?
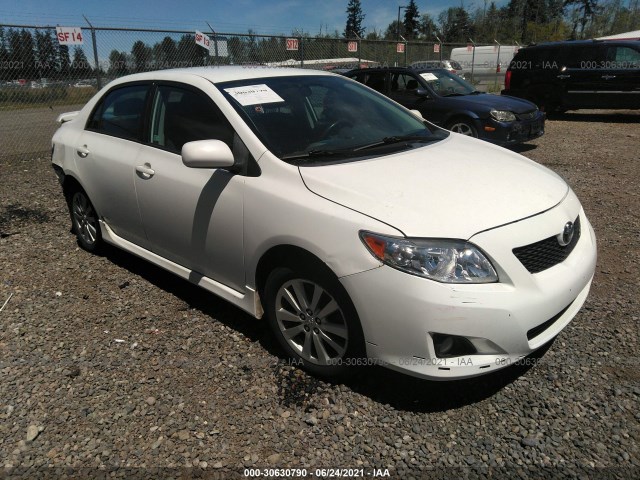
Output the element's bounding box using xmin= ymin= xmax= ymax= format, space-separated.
xmin=217 ymin=74 xmax=448 ymax=164
xmin=418 ymin=70 xmax=476 ymax=96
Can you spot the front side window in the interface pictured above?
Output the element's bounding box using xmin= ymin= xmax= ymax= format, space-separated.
xmin=391 ymin=73 xmax=419 ymax=92
xmin=87 ymin=84 xmax=149 ymax=141
xmin=149 ymin=85 xmax=233 ymax=153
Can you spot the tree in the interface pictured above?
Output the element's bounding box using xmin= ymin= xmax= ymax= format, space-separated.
xmin=344 ymin=0 xmax=366 ymax=38
xmin=108 ymin=50 xmax=129 ymax=76
xmin=384 ymin=20 xmax=403 ymax=39
xmin=58 ymin=43 xmax=71 ymax=79
xmin=565 ymin=0 xmax=599 ymax=38
xmin=438 ymin=7 xmax=475 ymax=43
xmin=0 ymin=28 xmax=10 ymax=81
xmin=35 ymin=29 xmax=57 ymax=79
xmin=403 ymin=0 xmax=420 ymax=39
xmin=419 ymin=13 xmax=438 ymax=40
xmin=131 ymin=40 xmax=152 ymax=72
xmin=176 ymin=34 xmax=206 ymax=67
xmin=71 ymin=47 xmax=93 ymax=78
xmin=153 ymin=36 xmax=177 ymax=69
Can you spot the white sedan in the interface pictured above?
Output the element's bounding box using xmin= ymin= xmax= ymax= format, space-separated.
xmin=51 ymin=66 xmax=596 ymax=380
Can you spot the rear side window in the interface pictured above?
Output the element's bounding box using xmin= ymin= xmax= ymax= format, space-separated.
xmin=149 ymin=85 xmax=234 ymax=154
xmin=605 ymin=46 xmax=640 ymax=68
xmin=352 ymin=71 xmax=386 ymax=93
xmin=87 ymin=84 xmax=149 ymax=141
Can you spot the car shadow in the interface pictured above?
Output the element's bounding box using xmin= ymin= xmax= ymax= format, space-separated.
xmin=548 ymin=110 xmax=640 ymax=123
xmin=98 ymin=243 xmax=551 ymax=413
xmin=509 ymin=143 xmax=538 ymax=153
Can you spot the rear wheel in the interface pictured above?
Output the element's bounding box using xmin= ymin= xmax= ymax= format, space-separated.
xmin=263 ymin=265 xmax=365 ymax=379
xmin=67 ymin=188 xmax=102 ymax=252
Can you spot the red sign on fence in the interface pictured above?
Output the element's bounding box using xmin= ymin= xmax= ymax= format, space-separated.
xmin=433 ymin=43 xmax=440 ymax=53
xmin=396 ymin=43 xmax=405 ymax=53
xmin=467 ymin=43 xmax=473 ymax=52
xmin=286 ymin=38 xmax=299 ymax=51
xmin=347 ymin=41 xmax=358 ymax=53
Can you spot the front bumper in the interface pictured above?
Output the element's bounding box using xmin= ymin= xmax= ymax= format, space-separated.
xmin=476 ymin=112 xmax=546 ymax=146
xmin=340 ymin=195 xmax=596 ymax=380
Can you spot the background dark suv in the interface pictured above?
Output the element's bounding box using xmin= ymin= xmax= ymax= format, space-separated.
xmin=502 ymin=40 xmax=640 ymax=112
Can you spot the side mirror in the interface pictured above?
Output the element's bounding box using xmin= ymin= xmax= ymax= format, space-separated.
xmin=182 ymin=140 xmax=235 ymax=169
xmin=415 ymin=88 xmax=431 ymax=98
xmin=410 ymin=109 xmax=424 ymax=120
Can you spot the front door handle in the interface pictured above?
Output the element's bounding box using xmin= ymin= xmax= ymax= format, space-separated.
xmin=135 ymin=164 xmax=155 ymax=178
xmin=601 ymin=75 xmax=616 ymax=80
xmin=76 ymin=146 xmax=90 ymax=158
xmin=557 ymin=74 xmax=570 ymax=79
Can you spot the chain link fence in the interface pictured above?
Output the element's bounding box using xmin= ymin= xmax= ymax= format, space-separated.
xmin=0 ymin=24 xmax=506 ymax=160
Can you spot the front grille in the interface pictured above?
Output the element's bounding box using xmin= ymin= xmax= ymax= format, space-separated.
xmin=513 ymin=216 xmax=581 ymax=274
xmin=517 ymin=110 xmax=537 ymax=121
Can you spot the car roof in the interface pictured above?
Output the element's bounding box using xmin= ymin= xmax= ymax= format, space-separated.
xmin=106 ymin=66 xmax=335 ymax=86
xmin=346 ymin=67 xmax=449 ymax=74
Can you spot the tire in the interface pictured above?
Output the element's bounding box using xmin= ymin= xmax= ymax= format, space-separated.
xmin=263 ymin=265 xmax=365 ymax=379
xmin=67 ymin=188 xmax=102 ymax=252
xmin=447 ymin=118 xmax=478 ymax=137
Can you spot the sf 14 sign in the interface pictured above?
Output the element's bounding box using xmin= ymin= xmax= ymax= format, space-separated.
xmin=56 ymin=27 xmax=84 ymax=45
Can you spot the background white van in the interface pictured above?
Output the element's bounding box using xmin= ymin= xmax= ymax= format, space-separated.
xmin=450 ymin=45 xmax=519 ymax=83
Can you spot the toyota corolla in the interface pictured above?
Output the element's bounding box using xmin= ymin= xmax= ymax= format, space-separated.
xmin=51 ymin=67 xmax=596 ymax=380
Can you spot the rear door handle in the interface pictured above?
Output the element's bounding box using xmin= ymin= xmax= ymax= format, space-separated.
xmin=601 ymin=75 xmax=616 ymax=80
xmin=557 ymin=74 xmax=570 ymax=79
xmin=135 ymin=164 xmax=155 ymax=178
xmin=76 ymin=146 xmax=90 ymax=158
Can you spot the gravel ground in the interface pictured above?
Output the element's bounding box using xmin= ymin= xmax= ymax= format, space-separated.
xmin=1 ymin=110 xmax=639 ymax=479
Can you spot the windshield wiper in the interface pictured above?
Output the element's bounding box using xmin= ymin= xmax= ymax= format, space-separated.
xmin=281 ymin=149 xmax=349 ymax=161
xmin=470 ymin=90 xmax=484 ymax=95
xmin=353 ymin=135 xmax=433 ymax=152
xmin=442 ymin=92 xmax=466 ymax=97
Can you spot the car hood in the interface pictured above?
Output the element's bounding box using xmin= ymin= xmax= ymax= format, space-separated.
xmin=443 ymin=93 xmax=537 ymax=114
xmin=299 ymin=134 xmax=568 ymax=239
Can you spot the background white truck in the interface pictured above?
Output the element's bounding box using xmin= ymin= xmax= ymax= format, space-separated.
xmin=450 ymin=45 xmax=519 ymax=84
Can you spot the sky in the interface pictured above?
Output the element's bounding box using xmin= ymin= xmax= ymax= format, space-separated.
xmin=0 ymin=0 xmax=492 ymax=36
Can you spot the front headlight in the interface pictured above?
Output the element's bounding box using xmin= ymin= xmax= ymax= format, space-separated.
xmin=489 ymin=109 xmax=516 ymax=122
xmin=360 ymin=231 xmax=498 ymax=284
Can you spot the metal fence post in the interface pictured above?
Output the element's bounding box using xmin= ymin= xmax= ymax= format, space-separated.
xmin=83 ymin=16 xmax=102 ymax=89
xmin=494 ymin=39 xmax=501 ymax=90
xmin=469 ymin=38 xmax=476 ymax=84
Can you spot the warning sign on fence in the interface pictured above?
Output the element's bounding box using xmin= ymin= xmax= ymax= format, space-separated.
xmin=195 ymin=30 xmax=211 ymax=51
xmin=433 ymin=43 xmax=440 ymax=53
xmin=56 ymin=27 xmax=83 ymax=45
xmin=286 ymin=38 xmax=299 ymax=51
xmin=396 ymin=43 xmax=405 ymax=53
xmin=347 ymin=41 xmax=358 ymax=53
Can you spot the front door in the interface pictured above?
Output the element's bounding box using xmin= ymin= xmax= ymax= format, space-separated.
xmin=134 ymin=83 xmax=245 ymax=291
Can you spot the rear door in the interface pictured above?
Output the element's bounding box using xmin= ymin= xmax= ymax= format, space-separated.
xmin=76 ymin=83 xmax=151 ymax=248
xmin=600 ymin=44 xmax=640 ymax=109
xmin=562 ymin=45 xmax=608 ymax=108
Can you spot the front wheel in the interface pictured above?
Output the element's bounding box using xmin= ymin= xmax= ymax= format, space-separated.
xmin=264 ymin=266 xmax=365 ymax=379
xmin=447 ymin=119 xmax=478 ymax=137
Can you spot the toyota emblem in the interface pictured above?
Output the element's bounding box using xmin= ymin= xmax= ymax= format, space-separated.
xmin=557 ymin=221 xmax=575 ymax=247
